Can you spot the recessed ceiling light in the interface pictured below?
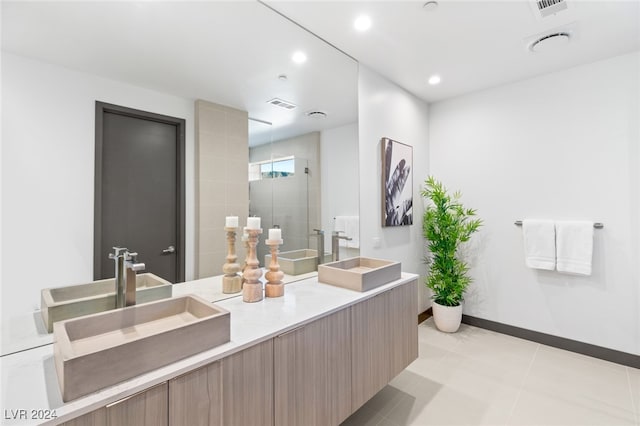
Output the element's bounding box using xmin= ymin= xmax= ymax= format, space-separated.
xmin=292 ymin=51 xmax=307 ymax=64
xmin=354 ymin=15 xmax=372 ymax=32
xmin=428 ymin=75 xmax=441 ymax=85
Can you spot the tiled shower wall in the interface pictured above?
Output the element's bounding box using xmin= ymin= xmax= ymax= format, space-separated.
xmin=249 ymin=132 xmax=321 ymax=263
xmin=195 ymin=100 xmax=248 ymax=279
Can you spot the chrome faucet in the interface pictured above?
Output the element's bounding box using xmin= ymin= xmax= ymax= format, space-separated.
xmin=109 ymin=247 xmax=127 ymax=308
xmin=331 ymin=231 xmax=352 ymax=262
xmin=109 ymin=247 xmax=145 ymax=308
xmin=311 ymin=229 xmax=325 ymax=265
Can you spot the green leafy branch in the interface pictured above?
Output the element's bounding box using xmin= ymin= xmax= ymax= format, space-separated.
xmin=421 ymin=176 xmax=482 ymax=307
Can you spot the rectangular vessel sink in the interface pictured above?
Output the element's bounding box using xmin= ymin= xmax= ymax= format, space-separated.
xmin=318 ymin=257 xmax=401 ymax=292
xmin=41 ymin=273 xmax=172 ymax=333
xmin=265 ymin=249 xmax=332 ymax=275
xmin=54 ymin=294 xmax=230 ymax=402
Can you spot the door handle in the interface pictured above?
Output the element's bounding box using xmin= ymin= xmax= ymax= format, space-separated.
xmin=162 ymin=245 xmax=176 ymax=254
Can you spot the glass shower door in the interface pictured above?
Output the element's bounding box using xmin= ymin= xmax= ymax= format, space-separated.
xmin=271 ymin=157 xmax=309 ymax=255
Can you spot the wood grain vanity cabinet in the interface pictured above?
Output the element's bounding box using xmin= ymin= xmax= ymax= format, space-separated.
xmin=351 ymin=280 xmax=418 ymax=411
xmin=389 ymin=281 xmax=419 ymax=375
xmin=57 ymin=279 xmax=417 ymax=426
xmin=59 ymin=408 xmax=106 ymax=426
xmin=60 ymin=382 xmax=168 ymax=426
xmin=62 ymin=341 xmax=274 ymax=426
xmin=107 ymin=382 xmax=168 ymax=426
xmin=274 ymin=309 xmax=352 ymax=426
xmin=168 ymin=361 xmax=223 ymax=426
xmin=167 ymin=339 xmax=274 ymax=426
xmin=221 ymin=339 xmax=274 ymax=426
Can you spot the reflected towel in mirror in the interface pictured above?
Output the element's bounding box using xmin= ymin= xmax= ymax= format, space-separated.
xmin=335 ymin=216 xmax=360 ymax=249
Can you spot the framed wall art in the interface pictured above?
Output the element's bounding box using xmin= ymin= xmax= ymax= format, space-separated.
xmin=381 ymin=137 xmax=413 ymax=227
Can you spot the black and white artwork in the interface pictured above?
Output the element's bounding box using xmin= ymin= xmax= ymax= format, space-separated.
xmin=381 ymin=138 xmax=413 ymax=227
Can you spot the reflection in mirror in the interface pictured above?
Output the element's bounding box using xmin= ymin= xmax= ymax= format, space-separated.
xmin=250 ymin=131 xmax=315 ymax=266
xmin=320 ymin=124 xmax=360 ymax=262
xmin=248 ymin=118 xmax=275 ymax=266
xmin=1 ymin=1 xmax=359 ymax=356
xmin=249 ymin=124 xmax=361 ymax=270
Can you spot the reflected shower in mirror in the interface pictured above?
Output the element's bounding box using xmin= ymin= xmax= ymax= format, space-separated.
xmin=250 ymin=131 xmax=315 ymax=266
xmin=249 ymin=123 xmax=360 ymax=270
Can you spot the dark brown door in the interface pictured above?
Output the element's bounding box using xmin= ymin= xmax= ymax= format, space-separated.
xmin=94 ymin=102 xmax=185 ymax=283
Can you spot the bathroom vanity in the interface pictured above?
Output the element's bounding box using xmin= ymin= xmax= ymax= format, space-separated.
xmin=0 ymin=273 xmax=418 ymax=426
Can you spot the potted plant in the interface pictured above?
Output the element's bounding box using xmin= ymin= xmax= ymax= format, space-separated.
xmin=421 ymin=176 xmax=482 ymax=333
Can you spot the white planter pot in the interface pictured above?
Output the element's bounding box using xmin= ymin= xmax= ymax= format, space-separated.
xmin=432 ymin=301 xmax=462 ymax=333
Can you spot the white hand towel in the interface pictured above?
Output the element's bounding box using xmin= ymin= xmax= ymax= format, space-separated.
xmin=556 ymin=221 xmax=594 ymax=276
xmin=334 ymin=216 xmax=347 ymax=248
xmin=345 ymin=216 xmax=360 ymax=249
xmin=335 ymin=216 xmax=360 ymax=248
xmin=522 ymin=219 xmax=556 ymax=270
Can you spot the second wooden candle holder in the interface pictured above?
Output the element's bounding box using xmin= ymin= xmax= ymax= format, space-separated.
xmin=265 ymin=239 xmax=284 ymax=298
xmin=242 ymin=228 xmax=263 ymax=303
xmin=241 ymin=230 xmax=249 ymax=287
xmin=222 ymin=227 xmax=241 ymax=294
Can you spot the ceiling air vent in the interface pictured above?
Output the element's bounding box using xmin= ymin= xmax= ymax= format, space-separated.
xmin=524 ymin=22 xmax=577 ymax=52
xmin=267 ymin=98 xmax=297 ymax=110
xmin=529 ymin=32 xmax=571 ymax=52
xmin=305 ymin=111 xmax=327 ymax=119
xmin=529 ymin=0 xmax=568 ymax=19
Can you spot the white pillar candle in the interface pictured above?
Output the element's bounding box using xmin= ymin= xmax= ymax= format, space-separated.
xmin=225 ymin=216 xmax=238 ymax=228
xmin=247 ymin=217 xmax=261 ymax=230
xmin=268 ymin=228 xmax=282 ymax=241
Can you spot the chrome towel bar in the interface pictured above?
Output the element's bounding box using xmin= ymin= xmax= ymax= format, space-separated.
xmin=514 ymin=220 xmax=603 ymax=229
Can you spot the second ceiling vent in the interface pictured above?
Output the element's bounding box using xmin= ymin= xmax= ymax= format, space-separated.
xmin=530 ymin=32 xmax=571 ymax=52
xmin=267 ymin=98 xmax=297 ymax=110
xmin=305 ymin=111 xmax=327 ymax=119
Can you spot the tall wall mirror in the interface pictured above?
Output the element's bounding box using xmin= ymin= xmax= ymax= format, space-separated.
xmin=1 ymin=1 xmax=358 ymax=355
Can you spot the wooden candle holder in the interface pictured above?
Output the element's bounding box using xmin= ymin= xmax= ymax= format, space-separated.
xmin=242 ymin=228 xmax=263 ymax=303
xmin=265 ymin=239 xmax=285 ymax=298
xmin=241 ymin=230 xmax=249 ymax=287
xmin=222 ymin=227 xmax=242 ymax=294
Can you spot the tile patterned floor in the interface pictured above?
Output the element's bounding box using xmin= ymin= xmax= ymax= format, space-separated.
xmin=341 ymin=319 xmax=639 ymax=426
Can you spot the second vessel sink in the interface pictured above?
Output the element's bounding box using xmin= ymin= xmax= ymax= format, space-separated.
xmin=41 ymin=273 xmax=172 ymax=333
xmin=318 ymin=257 xmax=401 ymax=292
xmin=54 ymin=294 xmax=230 ymax=402
xmin=265 ymin=249 xmax=332 ymax=275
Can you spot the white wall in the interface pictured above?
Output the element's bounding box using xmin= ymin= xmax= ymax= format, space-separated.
xmin=358 ymin=66 xmax=431 ymax=312
xmin=320 ymin=122 xmax=359 ymax=250
xmin=429 ymin=52 xmax=640 ymax=355
xmin=1 ymin=52 xmax=195 ymax=320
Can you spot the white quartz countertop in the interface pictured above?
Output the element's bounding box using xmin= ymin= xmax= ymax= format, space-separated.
xmin=0 ymin=270 xmax=318 ymax=357
xmin=0 ymin=273 xmax=418 ymax=426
